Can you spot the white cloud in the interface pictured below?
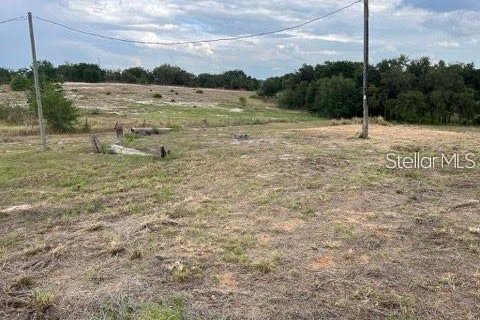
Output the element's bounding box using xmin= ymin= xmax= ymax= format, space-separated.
xmin=282 ymin=30 xmax=362 ymax=43
xmin=423 ymin=10 xmax=480 ymax=37
xmin=438 ymin=40 xmax=460 ymax=48
xmin=23 ymin=0 xmax=479 ymax=78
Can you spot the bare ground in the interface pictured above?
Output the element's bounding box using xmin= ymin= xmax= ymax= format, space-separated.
xmin=0 ymin=94 xmax=479 ymax=319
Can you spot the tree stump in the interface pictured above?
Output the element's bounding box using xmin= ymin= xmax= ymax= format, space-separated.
xmin=90 ymin=135 xmax=101 ymax=153
xmin=114 ymin=121 xmax=124 ymax=138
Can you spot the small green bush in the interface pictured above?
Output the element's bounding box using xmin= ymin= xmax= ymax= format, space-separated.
xmin=153 ymin=93 xmax=163 ymax=98
xmin=195 ymin=89 xmax=204 ymax=94
xmin=10 ymin=75 xmax=29 ymax=91
xmin=239 ymin=96 xmax=247 ymax=107
xmin=28 ymin=84 xmax=78 ymax=132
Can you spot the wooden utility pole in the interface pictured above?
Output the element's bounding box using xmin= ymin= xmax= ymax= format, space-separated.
xmin=28 ymin=12 xmax=48 ymax=151
xmin=361 ymin=0 xmax=369 ymax=138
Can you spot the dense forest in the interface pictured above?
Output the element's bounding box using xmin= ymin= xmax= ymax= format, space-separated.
xmin=2 ymin=55 xmax=480 ymax=124
xmin=258 ymin=55 xmax=480 ymax=124
xmin=0 ymin=61 xmax=259 ymax=91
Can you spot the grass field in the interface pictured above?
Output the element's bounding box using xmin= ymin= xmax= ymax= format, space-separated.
xmin=1 ymin=83 xmax=479 ymax=319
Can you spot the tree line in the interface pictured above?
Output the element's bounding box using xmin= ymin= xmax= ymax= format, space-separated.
xmin=0 ymin=61 xmax=259 ymax=91
xmin=258 ymin=55 xmax=480 ymax=125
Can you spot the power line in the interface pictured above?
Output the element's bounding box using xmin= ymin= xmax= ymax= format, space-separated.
xmin=0 ymin=16 xmax=26 ymax=25
xmin=34 ymin=0 xmax=361 ymax=46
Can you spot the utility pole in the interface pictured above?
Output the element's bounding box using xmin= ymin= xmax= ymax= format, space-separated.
xmin=27 ymin=12 xmax=48 ymax=151
xmin=361 ymin=0 xmax=369 ymax=139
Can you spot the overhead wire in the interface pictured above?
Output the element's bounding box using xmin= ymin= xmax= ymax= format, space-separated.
xmin=33 ymin=0 xmax=361 ymax=46
xmin=0 ymin=16 xmax=26 ymax=25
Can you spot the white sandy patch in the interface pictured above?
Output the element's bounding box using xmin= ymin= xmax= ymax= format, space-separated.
xmin=1 ymin=204 xmax=33 ymax=214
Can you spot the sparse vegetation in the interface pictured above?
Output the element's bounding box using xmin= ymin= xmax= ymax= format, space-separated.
xmin=0 ymin=104 xmax=30 ymax=124
xmin=153 ymin=93 xmax=162 ymax=98
xmin=1 ymin=82 xmax=479 ymax=319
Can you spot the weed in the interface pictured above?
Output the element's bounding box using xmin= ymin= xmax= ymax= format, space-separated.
xmin=153 ymin=93 xmax=163 ymax=98
xmin=222 ymin=237 xmax=252 ymax=263
xmin=301 ymin=207 xmax=316 ymax=219
xmin=129 ymin=249 xmax=144 ymax=260
xmin=171 ymin=261 xmax=200 ymax=282
xmin=97 ymin=293 xmax=137 ymax=319
xmin=13 ymin=275 xmax=35 ymax=289
xmin=85 ymin=267 xmax=107 ymax=285
xmin=31 ymin=288 xmax=55 ymax=311
xmin=333 ymin=222 xmax=355 ymax=238
xmin=251 ymin=251 xmax=281 ymax=273
xmin=108 ymin=240 xmax=126 ymax=256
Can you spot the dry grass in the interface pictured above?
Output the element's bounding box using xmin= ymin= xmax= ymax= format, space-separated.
xmin=1 ymin=84 xmax=480 ymax=319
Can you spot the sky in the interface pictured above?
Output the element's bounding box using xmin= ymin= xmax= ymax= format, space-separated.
xmin=1 ymin=0 xmax=480 ymax=79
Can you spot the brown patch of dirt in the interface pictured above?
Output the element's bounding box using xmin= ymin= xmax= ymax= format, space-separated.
xmin=218 ymin=272 xmax=238 ymax=288
xmin=307 ymin=255 xmax=335 ymax=271
xmin=274 ymin=219 xmax=304 ymax=232
xmin=257 ymin=234 xmax=273 ymax=246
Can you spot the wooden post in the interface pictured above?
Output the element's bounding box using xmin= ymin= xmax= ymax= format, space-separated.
xmin=28 ymin=12 xmax=48 ymax=150
xmin=361 ymin=0 xmax=369 ymax=139
xmin=90 ymin=135 xmax=101 ymax=153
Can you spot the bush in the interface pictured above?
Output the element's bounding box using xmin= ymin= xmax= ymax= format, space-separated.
xmin=239 ymin=96 xmax=247 ymax=107
xmin=10 ymin=75 xmax=29 ymax=91
xmin=195 ymin=89 xmax=204 ymax=94
xmin=153 ymin=93 xmax=162 ymax=98
xmin=28 ymin=84 xmax=78 ymax=132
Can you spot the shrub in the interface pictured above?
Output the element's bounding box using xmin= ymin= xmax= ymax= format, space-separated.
xmin=28 ymin=84 xmax=78 ymax=132
xmin=10 ymin=75 xmax=29 ymax=91
xmin=105 ymin=91 xmax=111 ymax=95
xmin=239 ymin=96 xmax=247 ymax=107
xmin=195 ymin=89 xmax=204 ymax=94
xmin=153 ymin=93 xmax=163 ymax=98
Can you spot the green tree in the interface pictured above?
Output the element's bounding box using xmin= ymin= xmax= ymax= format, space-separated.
xmin=310 ymin=76 xmax=360 ymax=118
xmin=278 ymin=81 xmax=308 ymax=110
xmin=28 ymin=84 xmax=78 ymax=132
xmin=0 ymin=68 xmax=11 ymax=84
xmin=387 ymin=90 xmax=428 ymax=123
xmin=258 ymin=77 xmax=282 ymax=97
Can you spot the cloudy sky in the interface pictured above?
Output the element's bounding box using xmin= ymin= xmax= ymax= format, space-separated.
xmin=1 ymin=0 xmax=479 ymax=78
